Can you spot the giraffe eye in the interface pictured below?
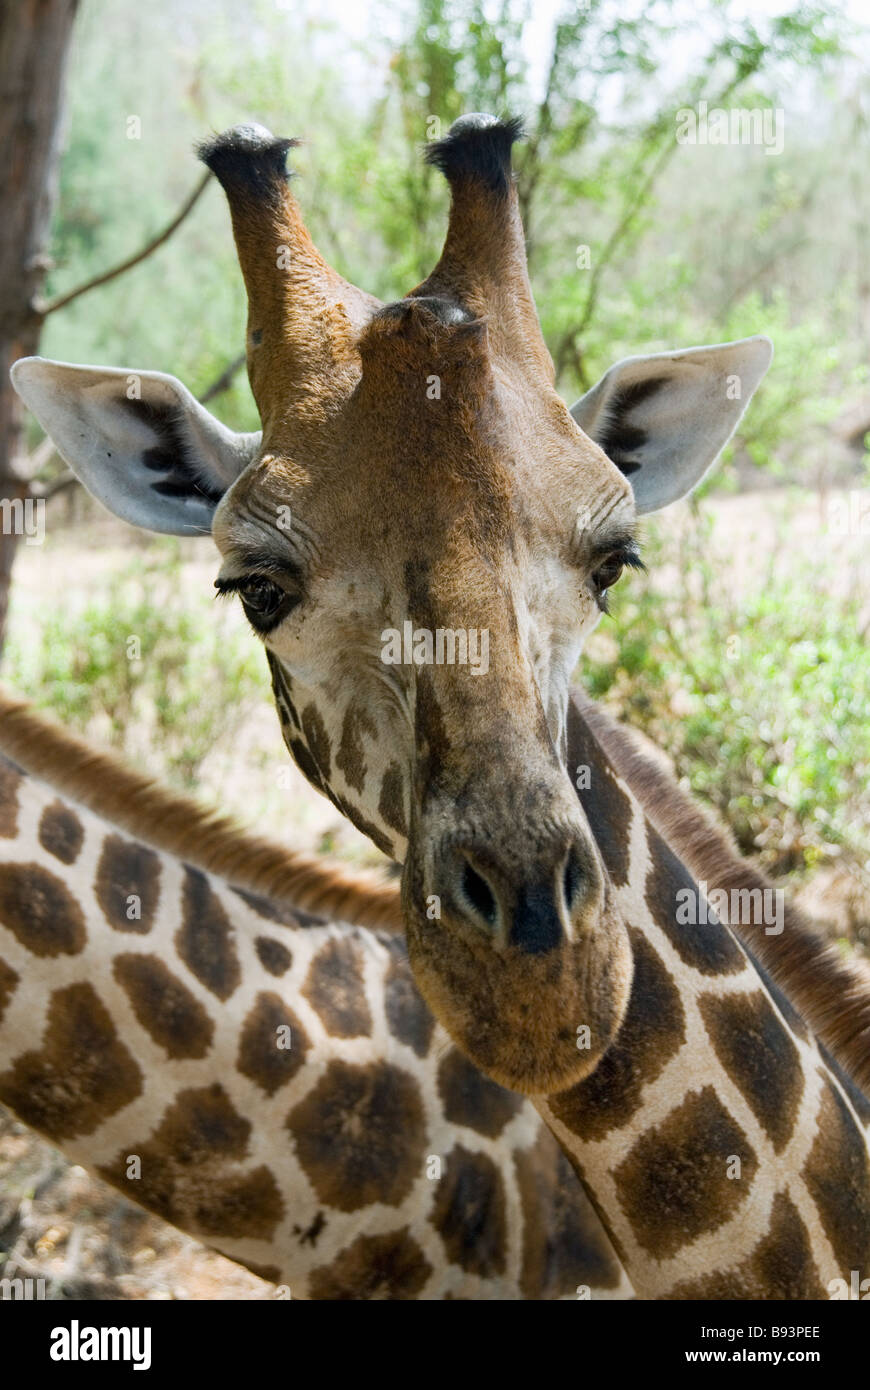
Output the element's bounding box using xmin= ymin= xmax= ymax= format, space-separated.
xmin=239 ymin=577 xmax=283 ymax=615
xmin=237 ymin=577 xmax=299 ymax=632
xmin=592 ymin=555 xmax=625 ymax=594
xmin=589 ymin=542 xmax=644 ymax=613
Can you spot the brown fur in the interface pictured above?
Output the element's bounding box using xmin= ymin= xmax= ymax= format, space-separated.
xmin=0 ymin=686 xmax=402 ymax=930
xmin=575 ymin=688 xmax=870 ymax=1094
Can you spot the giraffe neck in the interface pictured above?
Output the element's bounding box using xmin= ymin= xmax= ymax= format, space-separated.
xmin=534 ymin=701 xmax=870 ymax=1298
xmin=0 ymin=717 xmax=627 ymax=1301
xmin=0 ymin=687 xmax=402 ymax=931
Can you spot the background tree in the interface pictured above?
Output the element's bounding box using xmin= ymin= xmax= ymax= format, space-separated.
xmin=0 ymin=0 xmax=78 ymax=651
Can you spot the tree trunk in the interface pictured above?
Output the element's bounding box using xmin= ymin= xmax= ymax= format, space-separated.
xmin=0 ymin=0 xmax=78 ymax=656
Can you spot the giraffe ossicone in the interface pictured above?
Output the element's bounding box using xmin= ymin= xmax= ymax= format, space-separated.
xmin=10 ymin=113 xmax=772 ymax=1089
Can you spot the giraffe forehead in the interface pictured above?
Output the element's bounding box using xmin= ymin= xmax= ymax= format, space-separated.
xmin=217 ymin=366 xmax=628 ymax=568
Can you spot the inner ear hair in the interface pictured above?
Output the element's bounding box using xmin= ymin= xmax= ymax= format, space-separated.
xmin=593 ymin=376 xmax=671 ymax=477
xmin=121 ymin=395 xmax=225 ymax=504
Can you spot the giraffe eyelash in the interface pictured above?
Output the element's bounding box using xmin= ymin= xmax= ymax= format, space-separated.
xmin=591 ymin=542 xmax=645 ymax=614
xmin=214 ymin=574 xmax=303 ymax=634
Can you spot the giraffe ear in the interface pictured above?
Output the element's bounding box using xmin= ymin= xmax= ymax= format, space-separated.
xmin=10 ymin=357 xmax=261 ymax=536
xmin=570 ymin=336 xmax=773 ymax=514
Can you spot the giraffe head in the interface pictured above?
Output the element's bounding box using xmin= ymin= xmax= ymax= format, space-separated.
xmin=11 ymin=115 xmax=771 ymax=1092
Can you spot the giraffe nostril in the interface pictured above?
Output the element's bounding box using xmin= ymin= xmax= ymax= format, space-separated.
xmin=563 ymin=846 xmax=583 ymax=912
xmin=461 ymin=859 xmax=498 ymax=927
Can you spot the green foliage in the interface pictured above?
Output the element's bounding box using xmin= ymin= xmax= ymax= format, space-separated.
xmin=584 ymin=505 xmax=870 ymax=879
xmin=36 ymin=0 xmax=866 ymax=483
xmin=6 ymin=541 xmax=269 ymax=786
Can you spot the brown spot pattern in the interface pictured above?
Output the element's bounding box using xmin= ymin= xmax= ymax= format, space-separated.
xmin=802 ymin=1075 xmax=870 ymax=1275
xmin=568 ymin=701 xmax=632 ymax=887
xmin=428 ymin=1145 xmax=507 ymax=1279
xmin=233 ymin=886 xmax=306 ymax=927
xmin=289 ymin=736 xmax=325 ymax=793
xmin=699 ymin=990 xmax=804 ymax=1152
xmin=515 ymin=1134 xmax=622 ymax=1298
xmin=645 ymin=824 xmax=745 ymax=976
xmin=237 ymin=991 xmax=310 ymax=1095
xmin=309 ymin=1229 xmax=432 ymax=1300
xmin=0 ymin=956 xmax=19 ymax=1024
xmin=254 ymin=936 xmax=293 ymax=976
xmin=0 ymin=862 xmax=86 ymax=957
xmin=287 ymin=1059 xmax=426 ymax=1212
xmin=336 ymin=702 xmax=377 ymax=795
xmin=0 ymin=756 xmax=22 ymax=838
xmin=156 ymin=1082 xmax=251 ymax=1159
xmin=95 ymin=834 xmax=160 ymax=934
xmin=668 ymin=1192 xmax=826 ymax=1299
xmin=302 ymin=937 xmax=372 ymax=1038
xmin=38 ymin=800 xmax=84 ymax=865
xmin=319 ymin=780 xmax=395 ymax=858
xmin=0 ymin=983 xmax=142 ymax=1140
xmin=437 ymin=1047 xmax=524 ymax=1139
xmin=301 ymin=702 xmax=332 ymax=781
xmin=239 ymin=1259 xmax=281 ymax=1284
xmin=741 ymin=941 xmax=810 ymax=1042
xmin=176 ymin=867 xmax=241 ymax=1001
xmin=378 ymin=762 xmax=407 ymax=838
xmin=113 ymin=953 xmax=214 ymax=1059
xmin=382 ymin=935 xmax=435 ymax=1057
xmin=614 ymin=1085 xmax=758 ymax=1259
xmin=99 ymin=1083 xmax=283 ymax=1241
xmin=549 ymin=928 xmax=686 ymax=1142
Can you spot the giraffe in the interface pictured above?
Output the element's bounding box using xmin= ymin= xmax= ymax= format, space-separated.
xmin=3 ymin=688 xmax=868 ymax=1300
xmin=0 ymin=687 xmax=628 ymax=1301
xmin=404 ymin=691 xmax=870 ymax=1299
xmin=11 ymin=110 xmax=867 ymax=1293
xmin=10 ymin=114 xmax=775 ymax=1088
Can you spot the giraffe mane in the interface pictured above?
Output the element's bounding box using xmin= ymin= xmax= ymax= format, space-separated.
xmin=575 ymin=688 xmax=870 ymax=1095
xmin=0 ymin=686 xmax=403 ymax=931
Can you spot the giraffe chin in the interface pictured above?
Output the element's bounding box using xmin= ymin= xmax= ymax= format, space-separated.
xmin=402 ymin=894 xmax=633 ymax=1096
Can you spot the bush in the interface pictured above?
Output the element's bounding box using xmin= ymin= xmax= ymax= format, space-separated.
xmin=583 ymin=501 xmax=869 ymax=881
xmin=5 ymin=540 xmax=269 ymax=787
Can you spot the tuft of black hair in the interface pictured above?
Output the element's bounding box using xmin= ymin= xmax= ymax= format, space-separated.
xmin=595 ymin=376 xmax=669 ymax=477
xmin=121 ymin=397 xmax=225 ymax=506
xmin=424 ymin=113 xmax=525 ymax=195
xmin=196 ymin=125 xmax=299 ymax=204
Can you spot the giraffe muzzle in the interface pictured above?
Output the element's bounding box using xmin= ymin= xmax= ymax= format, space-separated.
xmin=440 ymin=834 xmax=603 ymax=955
xmin=401 ymin=806 xmax=632 ymax=1093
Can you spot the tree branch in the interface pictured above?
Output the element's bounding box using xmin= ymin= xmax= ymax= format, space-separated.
xmin=34 ymin=469 xmax=78 ymax=500
xmin=41 ymin=170 xmax=212 ymax=316
xmin=198 ymin=350 xmax=246 ymax=405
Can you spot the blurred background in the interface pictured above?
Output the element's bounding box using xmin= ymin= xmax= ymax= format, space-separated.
xmin=0 ymin=0 xmax=868 ymax=1297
